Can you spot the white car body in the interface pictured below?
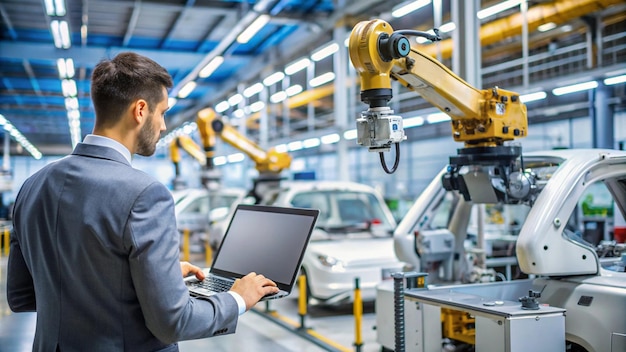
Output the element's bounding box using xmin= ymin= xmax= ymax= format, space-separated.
xmin=258 ymin=180 xmax=405 ymax=304
xmin=173 ymin=187 xmax=247 ymax=249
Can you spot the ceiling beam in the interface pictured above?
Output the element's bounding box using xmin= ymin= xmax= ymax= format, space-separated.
xmin=122 ymin=0 xmax=142 ymax=47
xmin=21 ymin=59 xmax=46 ymax=108
xmin=160 ymin=0 xmax=197 ymax=49
xmin=0 ymin=41 xmax=207 ymax=70
xmin=0 ymin=3 xmax=17 ymax=40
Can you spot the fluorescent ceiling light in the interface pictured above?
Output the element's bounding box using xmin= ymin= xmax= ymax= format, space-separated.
xmin=552 ymin=81 xmax=598 ymax=96
xmin=311 ymin=43 xmax=339 ymax=62
xmin=303 ymin=138 xmax=320 ymax=149
xmin=50 ymin=21 xmax=62 ymax=48
xmin=537 ymin=22 xmax=557 ymax=32
xmin=439 ymin=22 xmax=456 ymax=33
xmin=67 ymin=109 xmax=80 ymax=120
xmin=57 ymin=58 xmax=74 ymax=79
xmin=64 ymin=97 xmax=79 ymax=110
xmin=0 ymin=114 xmax=41 ymax=159
xmin=604 ymin=75 xmax=626 ymax=85
xmin=45 ymin=0 xmax=66 ymax=16
xmin=249 ymin=101 xmax=265 ymax=113
xmin=403 ymin=116 xmax=425 ymax=128
xmin=309 ymin=72 xmax=335 ymax=87
xmin=51 ymin=20 xmax=72 ymax=49
xmin=214 ymin=156 xmax=227 ymax=166
xmin=232 ymin=109 xmax=245 ymax=118
xmin=426 ymin=112 xmax=450 ymax=123
xmin=519 ymin=91 xmax=547 ymax=103
xmin=321 ymin=133 xmax=340 ymax=144
xmin=285 ymin=58 xmax=310 ymax=75
xmin=199 ymin=56 xmax=224 ymax=78
xmin=61 ymin=79 xmax=77 ymax=97
xmin=215 ymin=100 xmax=230 ymax=113
xmin=287 ymin=140 xmax=303 ymax=151
xmin=243 ymin=82 xmax=264 ymax=98
xmin=55 ymin=0 xmax=67 ymax=16
xmin=237 ymin=14 xmax=270 ymax=44
xmin=270 ymin=91 xmax=287 ymax=103
xmin=60 ymin=21 xmax=71 ymax=48
xmin=182 ymin=123 xmax=196 ymax=135
xmin=392 ymin=0 xmax=431 ymax=18
xmin=274 ymin=144 xmax=288 ymax=153
xmin=69 ymin=119 xmax=80 ymax=129
xmin=343 ymin=129 xmax=357 ymax=140
xmin=228 ymin=94 xmax=243 ymax=106
xmin=285 ymin=84 xmax=302 ymax=96
xmin=344 ymin=37 xmax=350 ymax=47
xmin=227 ymin=153 xmax=245 ymax=163
xmin=477 ymin=0 xmax=521 ymax=20
xmin=263 ymin=72 xmax=285 ymax=86
xmin=177 ymin=81 xmax=197 ymax=98
xmin=168 ymin=97 xmax=177 ymax=109
xmin=415 ymin=28 xmax=439 ymax=44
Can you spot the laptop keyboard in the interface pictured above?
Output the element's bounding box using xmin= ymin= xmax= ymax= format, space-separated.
xmin=196 ymin=275 xmax=233 ymax=293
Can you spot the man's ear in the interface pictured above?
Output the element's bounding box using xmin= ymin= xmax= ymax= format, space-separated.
xmin=133 ymin=99 xmax=148 ymax=123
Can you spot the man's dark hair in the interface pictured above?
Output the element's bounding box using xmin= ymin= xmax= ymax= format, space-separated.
xmin=91 ymin=52 xmax=173 ymax=127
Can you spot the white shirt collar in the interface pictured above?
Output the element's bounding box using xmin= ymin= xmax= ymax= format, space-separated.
xmin=82 ymin=134 xmax=132 ymax=164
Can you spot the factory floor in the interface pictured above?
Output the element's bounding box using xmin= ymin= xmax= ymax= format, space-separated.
xmin=0 ymin=252 xmax=383 ymax=352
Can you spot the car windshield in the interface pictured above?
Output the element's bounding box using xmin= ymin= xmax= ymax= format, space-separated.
xmin=208 ymin=193 xmax=241 ymax=209
xmin=289 ymin=190 xmax=394 ymax=238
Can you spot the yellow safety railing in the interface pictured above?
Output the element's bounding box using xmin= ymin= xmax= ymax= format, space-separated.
xmin=182 ymin=229 xmax=190 ymax=262
xmin=205 ymin=242 xmax=213 ymax=267
xmin=353 ymin=277 xmax=363 ymax=351
xmin=298 ymin=274 xmax=308 ymax=328
xmin=2 ymin=227 xmax=9 ymax=256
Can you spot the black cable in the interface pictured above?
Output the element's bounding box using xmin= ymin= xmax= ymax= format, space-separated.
xmin=395 ymin=28 xmax=442 ymax=42
xmin=379 ymin=143 xmax=400 ymax=174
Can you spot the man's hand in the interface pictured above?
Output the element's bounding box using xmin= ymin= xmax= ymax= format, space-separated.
xmin=180 ymin=261 xmax=205 ymax=281
xmin=230 ymin=272 xmax=279 ymax=311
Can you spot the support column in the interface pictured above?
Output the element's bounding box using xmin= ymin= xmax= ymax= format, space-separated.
xmin=521 ymin=0 xmax=529 ymax=89
xmin=452 ymin=0 xmax=481 ymax=87
xmin=591 ymin=84 xmax=614 ymax=149
xmin=281 ymin=75 xmax=291 ymax=138
xmin=334 ymin=25 xmax=350 ymax=181
xmin=3 ymin=131 xmax=9 ymax=172
xmin=307 ymin=63 xmax=315 ymax=131
xmin=259 ymin=86 xmax=268 ymax=149
xmin=433 ymin=0 xmax=443 ymax=62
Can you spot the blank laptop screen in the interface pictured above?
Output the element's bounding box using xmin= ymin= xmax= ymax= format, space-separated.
xmin=211 ymin=206 xmax=317 ymax=285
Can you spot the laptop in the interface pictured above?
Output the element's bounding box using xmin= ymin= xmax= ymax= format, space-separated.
xmin=185 ymin=204 xmax=319 ymax=301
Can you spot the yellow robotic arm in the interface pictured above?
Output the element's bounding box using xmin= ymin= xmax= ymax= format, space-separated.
xmin=169 ymin=135 xmax=206 ymax=175
xmin=349 ymin=19 xmax=532 ymax=203
xmin=348 ymin=19 xmax=527 ymax=150
xmin=196 ymin=108 xmax=291 ymax=175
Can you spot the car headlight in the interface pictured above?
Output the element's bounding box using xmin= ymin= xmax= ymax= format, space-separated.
xmin=317 ymin=255 xmax=345 ymax=271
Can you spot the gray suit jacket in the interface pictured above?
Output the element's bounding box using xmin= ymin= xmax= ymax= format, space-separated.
xmin=7 ymin=143 xmax=239 ymax=351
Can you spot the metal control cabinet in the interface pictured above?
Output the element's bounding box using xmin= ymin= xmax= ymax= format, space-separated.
xmin=405 ymin=284 xmax=566 ymax=352
xmin=377 ymin=280 xmax=567 ymax=352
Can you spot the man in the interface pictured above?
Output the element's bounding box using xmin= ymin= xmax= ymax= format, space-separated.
xmin=7 ymin=52 xmax=279 ymax=351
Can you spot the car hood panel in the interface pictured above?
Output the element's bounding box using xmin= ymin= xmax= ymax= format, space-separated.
xmin=309 ymin=239 xmax=400 ymax=266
